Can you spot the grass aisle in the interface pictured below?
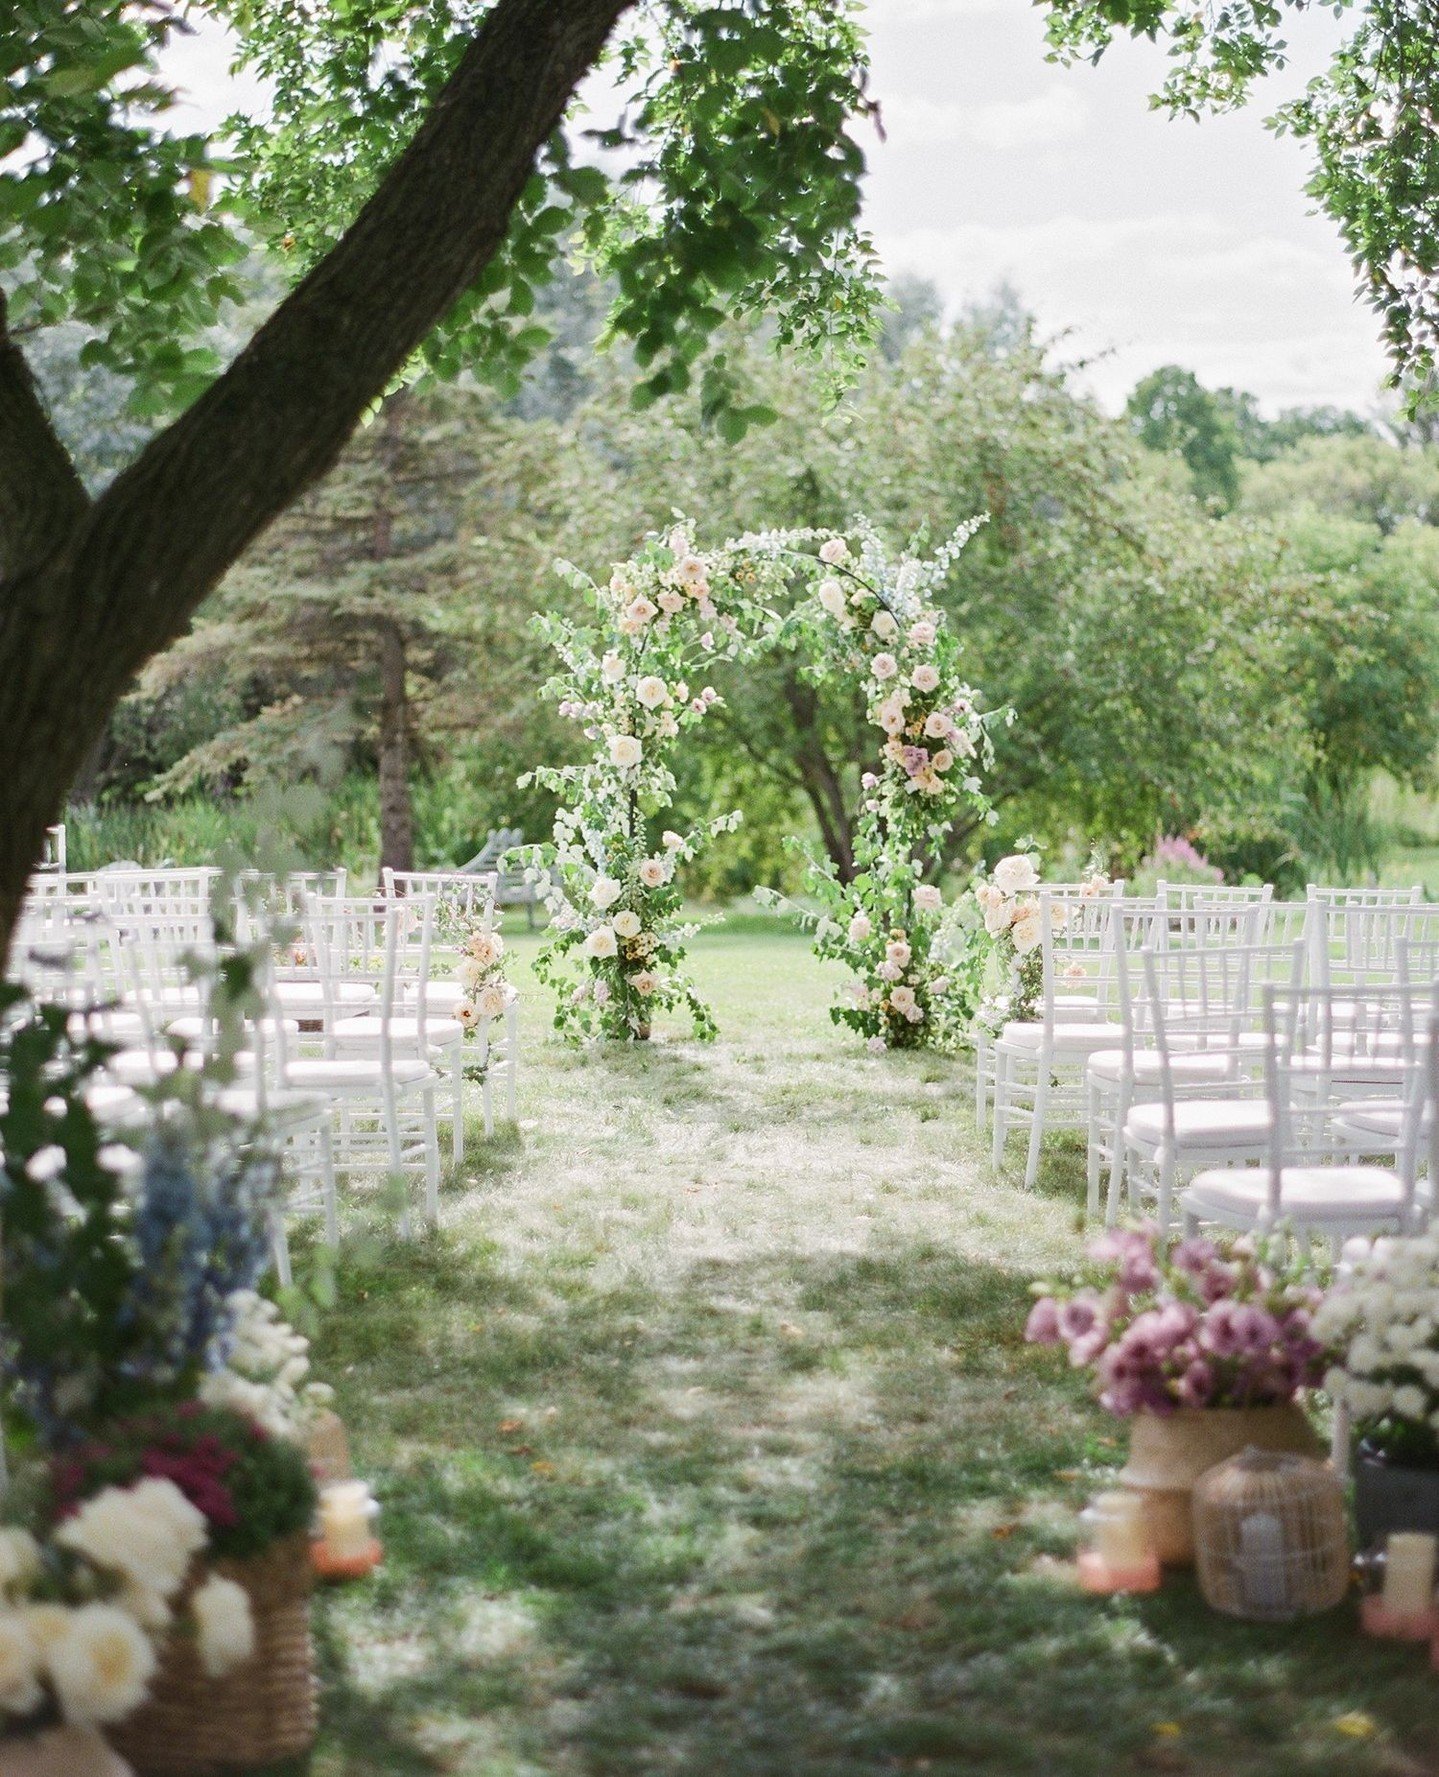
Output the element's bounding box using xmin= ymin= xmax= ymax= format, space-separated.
xmin=307 ymin=923 xmax=1439 ymax=1777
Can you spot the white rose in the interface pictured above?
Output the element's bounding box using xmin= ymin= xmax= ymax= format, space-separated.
xmin=45 ymin=1603 xmax=157 ymax=1726
xmin=55 ymin=1480 xmax=206 ymax=1601
xmin=475 ymin=982 xmax=508 ymax=1019
xmin=191 ymin=1576 xmax=254 ymax=1679
xmin=608 ymin=735 xmax=642 ymax=769
xmin=623 ymin=597 xmax=658 ymax=627
xmin=629 ymin=970 xmax=659 ymax=996
xmin=638 ymin=857 xmax=670 ymax=889
xmin=0 ymin=1531 xmax=41 ymax=1598
xmin=871 ymin=652 xmax=898 ymax=682
xmin=635 ymin=676 xmax=668 ymax=709
xmin=613 ymin=910 xmax=642 ymax=939
xmin=911 ymin=664 xmax=940 ymax=694
xmin=891 ymin=986 xmax=917 ymax=1015
xmin=817 ymin=580 xmax=847 ymax=620
xmin=0 ymin=1611 xmax=42 ymax=1717
xmin=871 ymin=611 xmax=898 ymax=640
xmin=983 ymin=901 xmax=1014 ymax=936
xmin=601 ymin=651 xmax=625 ymax=683
xmin=454 ymin=1000 xmax=478 ymax=1030
xmin=818 ymin=538 xmax=848 ymax=565
xmin=932 ymin=749 xmax=953 ymax=773
xmin=1393 ymin=1384 xmax=1429 ymax=1422
xmin=1011 ymin=910 xmax=1043 ymax=955
xmin=923 ymin=711 xmax=951 ymax=740
xmin=908 ymin=620 xmax=937 ymax=648
xmin=848 ymin=913 xmax=872 ymax=943
xmin=877 ymin=698 xmax=907 ymax=736
xmin=584 ymin=927 xmax=618 ymax=959
xmin=590 ymin=876 xmax=622 ymax=910
xmin=887 ymin=940 xmax=912 ymax=969
xmin=914 ymin=885 xmax=942 ymax=914
xmin=991 ymin=854 xmax=1040 ymax=895
xmin=658 ymin=590 xmax=685 ymax=613
xmin=668 ymin=527 xmax=691 ymax=557
xmin=662 ymin=830 xmax=684 ymax=850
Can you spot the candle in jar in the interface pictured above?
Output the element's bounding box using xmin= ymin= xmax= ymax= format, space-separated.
xmin=1093 ymin=1492 xmax=1149 ymax=1569
xmin=1238 ymin=1512 xmax=1286 ymax=1615
xmin=319 ymin=1481 xmax=377 ymax=1561
xmin=1383 ymin=1533 xmax=1438 ymax=1617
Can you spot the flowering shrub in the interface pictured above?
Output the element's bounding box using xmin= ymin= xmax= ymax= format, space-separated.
xmin=1025 ymin=1225 xmax=1328 ymax=1417
xmin=516 ymin=524 xmax=785 ymax=1041
xmin=1133 ymin=833 xmax=1224 ymax=895
xmin=1314 ymin=1235 xmax=1439 ymax=1468
xmin=752 ymin=520 xmax=1002 ymax=1050
xmin=971 ymin=850 xmax=1113 ymax=1034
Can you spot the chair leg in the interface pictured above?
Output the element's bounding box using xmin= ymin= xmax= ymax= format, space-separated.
xmin=423 ymin=1088 xmax=441 ymax=1229
xmin=1024 ymin=1070 xmax=1050 ymax=1190
xmin=1107 ymin=1080 xmax=1131 ymax=1226
xmin=1156 ymin=1150 xmax=1177 ymax=1239
xmin=1085 ymin=1076 xmax=1101 ymax=1221
xmin=451 ymin=1061 xmax=464 ymax=1169
xmin=269 ymin=1207 xmax=293 ymax=1289
xmin=506 ymin=1006 xmax=518 ymax=1121
xmin=991 ymin=1050 xmax=1009 ymax=1171
xmin=975 ymin=1030 xmax=989 ymax=1131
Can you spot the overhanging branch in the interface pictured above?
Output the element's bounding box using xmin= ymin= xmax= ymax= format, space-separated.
xmin=0 ymin=291 xmax=90 ymax=579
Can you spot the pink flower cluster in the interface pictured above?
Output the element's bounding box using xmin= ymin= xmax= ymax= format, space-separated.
xmin=1025 ymin=1226 xmax=1327 ymax=1417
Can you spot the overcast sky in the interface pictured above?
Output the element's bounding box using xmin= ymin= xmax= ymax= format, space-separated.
xmin=164 ymin=0 xmax=1392 ymax=418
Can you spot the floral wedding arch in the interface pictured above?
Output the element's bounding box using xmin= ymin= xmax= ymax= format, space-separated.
xmin=517 ymin=517 xmax=1004 ymax=1047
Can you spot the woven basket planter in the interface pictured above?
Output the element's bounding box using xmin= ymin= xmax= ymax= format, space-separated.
xmin=111 ymin=1534 xmax=317 ymax=1777
xmin=1118 ymin=1404 xmax=1323 ymax=1566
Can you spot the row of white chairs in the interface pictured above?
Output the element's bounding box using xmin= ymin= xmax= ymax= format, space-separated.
xmin=982 ymin=881 xmax=1439 ymax=1246
xmin=9 ymin=867 xmax=519 ymax=1278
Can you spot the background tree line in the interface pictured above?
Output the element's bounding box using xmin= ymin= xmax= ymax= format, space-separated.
xmin=46 ymin=266 xmax=1439 ymax=895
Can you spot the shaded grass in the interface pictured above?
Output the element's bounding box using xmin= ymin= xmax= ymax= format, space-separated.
xmin=303 ymin=927 xmax=1439 ymax=1777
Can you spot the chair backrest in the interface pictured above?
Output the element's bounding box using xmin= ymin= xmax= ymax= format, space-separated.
xmin=1035 ymin=884 xmax=1127 ymax=1030
xmin=302 ymin=893 xmax=436 ymax=1054
xmin=1306 ymin=892 xmax=1428 ymax=991
xmin=383 ymin=868 xmax=496 ymax=922
xmin=1263 ymin=982 xmax=1426 ymax=1222
xmin=1395 ymin=909 xmax=1439 ymax=1000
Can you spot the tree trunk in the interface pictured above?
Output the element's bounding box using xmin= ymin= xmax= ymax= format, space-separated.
xmin=0 ymin=0 xmax=634 ymax=964
xmin=377 ymin=623 xmax=415 ymax=876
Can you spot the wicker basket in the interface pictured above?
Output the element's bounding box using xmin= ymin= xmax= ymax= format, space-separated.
xmin=1192 ymin=1448 xmax=1349 ymax=1621
xmin=111 ymin=1534 xmax=317 ymax=1777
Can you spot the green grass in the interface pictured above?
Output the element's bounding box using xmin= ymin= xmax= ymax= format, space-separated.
xmin=300 ymin=927 xmax=1439 ymax=1777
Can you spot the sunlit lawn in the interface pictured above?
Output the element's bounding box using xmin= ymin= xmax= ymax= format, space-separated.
xmin=300 ymin=918 xmax=1439 ymax=1777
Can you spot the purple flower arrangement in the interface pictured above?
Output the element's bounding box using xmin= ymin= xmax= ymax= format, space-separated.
xmin=1025 ymin=1225 xmax=1329 ymax=1417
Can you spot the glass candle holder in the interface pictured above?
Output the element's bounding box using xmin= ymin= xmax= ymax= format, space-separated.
xmin=1078 ymin=1490 xmax=1161 ymax=1595
xmin=1357 ymin=1533 xmax=1438 ymax=1640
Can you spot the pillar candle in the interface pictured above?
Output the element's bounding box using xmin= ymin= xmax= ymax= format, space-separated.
xmin=1383 ymin=1533 xmax=1437 ymax=1617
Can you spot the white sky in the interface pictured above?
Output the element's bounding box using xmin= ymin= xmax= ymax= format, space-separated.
xmin=161 ymin=0 xmax=1392 ymax=417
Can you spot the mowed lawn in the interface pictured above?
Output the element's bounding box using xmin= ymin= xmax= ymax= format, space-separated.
xmin=303 ymin=919 xmax=1439 ymax=1777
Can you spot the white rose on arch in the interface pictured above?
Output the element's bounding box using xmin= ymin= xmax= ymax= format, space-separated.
xmin=871 ymin=611 xmax=899 ymax=640
xmin=585 ymin=927 xmax=618 ymax=959
xmin=911 ymin=664 xmax=940 ymax=694
xmin=817 ymin=580 xmax=847 ymax=620
xmin=992 ymin=853 xmax=1040 ymax=895
xmin=591 ymin=876 xmax=622 ymax=909
xmin=613 ymin=910 xmax=642 ymax=939
xmin=819 ymin=537 xmax=848 ymax=565
xmin=1011 ymin=909 xmax=1044 ymax=954
xmin=914 ymin=884 xmax=942 ymax=913
xmin=638 ymin=857 xmax=671 ymax=889
xmin=635 ymin=675 xmax=668 ymax=709
xmin=601 ymin=651 xmax=625 ymax=683
xmin=871 ymin=653 xmax=899 ymax=682
xmin=608 ymin=734 xmax=643 ymax=769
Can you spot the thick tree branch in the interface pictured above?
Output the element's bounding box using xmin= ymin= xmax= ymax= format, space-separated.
xmin=71 ymin=0 xmax=635 ymax=669
xmin=0 ymin=290 xmax=90 ymax=579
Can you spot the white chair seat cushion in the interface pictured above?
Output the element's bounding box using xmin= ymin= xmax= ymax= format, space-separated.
xmin=998 ymin=1021 xmax=1122 ymax=1054
xmin=285 ymin=1057 xmax=435 ymax=1089
xmin=330 ymin=1016 xmax=463 ymax=1048
xmin=1331 ymin=1097 xmax=1408 ymax=1140
xmin=1087 ymin=1049 xmax=1234 ymax=1085
xmin=1182 ymin=1164 xmax=1406 ymax=1223
xmin=274 ymin=980 xmax=378 ymax=1015
xmin=215 ymin=1086 xmax=328 ymax=1126
xmin=1125 ymin=1100 xmax=1272 ymax=1148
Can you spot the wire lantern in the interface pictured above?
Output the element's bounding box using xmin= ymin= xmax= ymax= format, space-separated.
xmin=1192 ymin=1448 xmax=1350 ymax=1622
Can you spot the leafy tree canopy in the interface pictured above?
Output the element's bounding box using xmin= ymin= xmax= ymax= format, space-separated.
xmin=1040 ymin=0 xmax=1439 ymax=405
xmin=3 ymin=0 xmax=880 ymax=429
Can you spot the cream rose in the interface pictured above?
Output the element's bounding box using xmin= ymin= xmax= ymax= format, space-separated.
xmin=871 ymin=611 xmax=899 ymax=640
xmin=818 ymin=538 xmax=848 ymax=565
xmin=923 ymin=711 xmax=951 ymax=740
xmin=608 ymin=734 xmax=642 ymax=769
xmin=871 ymin=652 xmax=898 ymax=681
xmin=637 ymin=857 xmax=670 ymax=889
xmin=914 ymin=884 xmax=942 ymax=913
xmin=992 ymin=853 xmax=1040 ymax=895
xmin=191 ymin=1576 xmax=255 ymax=1679
xmin=476 ymin=982 xmax=508 ymax=1019
xmin=817 ymin=580 xmax=847 ymax=620
xmin=886 ymin=940 xmax=912 ymax=969
xmin=908 ymin=620 xmax=937 ymax=648
xmin=584 ymin=926 xmax=618 ymax=959
xmin=1011 ymin=910 xmax=1043 ymax=955
xmin=890 ymin=985 xmax=918 ymax=1016
xmin=613 ymin=910 xmax=642 ymax=939
xmin=590 ymin=876 xmax=622 ymax=909
xmin=46 ymin=1604 xmax=157 ymax=1726
xmin=848 ymin=913 xmax=872 ymax=943
xmin=629 ymin=970 xmax=659 ymax=996
xmin=636 ymin=675 xmax=668 ymax=709
xmin=601 ymin=651 xmax=625 ymax=683
xmin=911 ymin=664 xmax=940 ymax=693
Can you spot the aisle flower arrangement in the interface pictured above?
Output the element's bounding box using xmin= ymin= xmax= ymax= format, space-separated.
xmin=438 ymin=902 xmax=514 ymax=1076
xmin=751 ymin=519 xmax=1003 ymax=1049
xmin=1025 ymin=1226 xmax=1329 ymax=1416
xmin=0 ymin=920 xmax=329 ymax=1760
xmin=515 ymin=524 xmax=785 ymax=1041
xmin=1315 ymin=1236 xmax=1439 ymax=1468
xmin=971 ymin=849 xmax=1113 ymax=1034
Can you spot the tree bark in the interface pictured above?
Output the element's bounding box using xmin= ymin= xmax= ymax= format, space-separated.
xmin=0 ymin=0 xmax=634 ymax=959
xmin=377 ymin=622 xmax=415 ymax=876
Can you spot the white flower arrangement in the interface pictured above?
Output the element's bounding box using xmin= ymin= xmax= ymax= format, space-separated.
xmin=435 ymin=907 xmax=513 ymax=1075
xmin=970 ymin=850 xmax=1110 ymax=1034
xmin=199 ymin=1290 xmax=333 ymax=1441
xmin=0 ymin=1476 xmax=255 ymax=1732
xmin=1314 ymin=1235 xmax=1439 ymax=1463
